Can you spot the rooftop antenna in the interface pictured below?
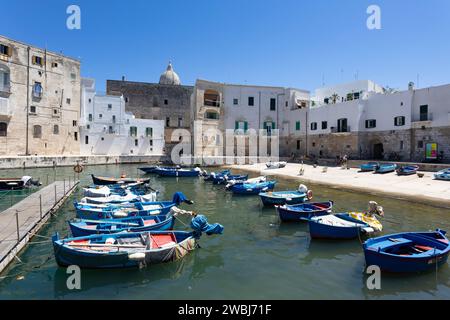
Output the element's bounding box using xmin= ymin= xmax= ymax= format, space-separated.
xmin=417 ymin=74 xmax=420 ymax=89
xmin=322 ymin=74 xmax=325 ymax=87
xmin=340 ymin=68 xmax=344 ymax=82
xmin=355 ymin=70 xmax=359 ymax=80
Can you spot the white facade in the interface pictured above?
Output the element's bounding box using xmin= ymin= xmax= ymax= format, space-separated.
xmin=80 ymin=78 xmax=164 ymax=156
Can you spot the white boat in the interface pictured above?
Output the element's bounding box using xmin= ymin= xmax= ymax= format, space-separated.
xmin=81 ymin=191 xmax=157 ymax=204
xmin=434 ymin=169 xmax=450 ymax=181
xmin=225 ymin=176 xmax=267 ymax=189
xmin=266 ymin=161 xmax=287 ymax=169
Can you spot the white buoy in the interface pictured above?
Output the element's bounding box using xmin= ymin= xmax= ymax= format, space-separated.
xmin=128 ymin=252 xmax=146 ymax=261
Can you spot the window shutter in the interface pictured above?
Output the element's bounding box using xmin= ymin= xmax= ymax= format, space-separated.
xmin=235 ymin=121 xmax=239 ymax=130
xmin=7 ymin=46 xmax=12 ymax=57
xmin=272 ymin=122 xmax=276 ymax=130
xmin=244 ymin=121 xmax=248 ymax=132
xmin=32 ymin=56 xmax=36 ymax=64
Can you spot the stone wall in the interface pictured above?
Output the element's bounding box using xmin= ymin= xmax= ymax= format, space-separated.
xmin=106 ymin=80 xmax=193 ymax=155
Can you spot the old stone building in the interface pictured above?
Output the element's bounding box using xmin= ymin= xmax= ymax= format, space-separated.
xmin=0 ymin=35 xmax=81 ymax=156
xmin=106 ymin=63 xmax=193 ymax=156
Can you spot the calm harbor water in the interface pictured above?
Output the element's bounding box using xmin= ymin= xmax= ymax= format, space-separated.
xmin=0 ymin=164 xmax=449 ymax=299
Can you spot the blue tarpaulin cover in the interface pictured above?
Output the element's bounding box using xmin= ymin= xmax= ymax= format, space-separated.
xmin=191 ymin=215 xmax=224 ymax=238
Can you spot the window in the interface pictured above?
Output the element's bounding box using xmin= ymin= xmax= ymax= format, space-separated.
xmin=130 ymin=126 xmax=137 ymax=137
xmin=248 ymin=97 xmax=254 ymax=106
xmin=178 ymin=117 xmax=183 ymax=127
xmin=322 ymin=121 xmax=328 ymax=130
xmin=30 ymin=106 xmax=37 ymax=114
xmin=312 ymin=142 xmax=316 ymax=147
xmin=0 ymin=44 xmax=12 ymax=56
xmin=72 ymin=120 xmax=77 ymax=127
xmin=71 ymin=73 xmax=77 ymax=80
xmin=296 ymin=140 xmax=300 ymax=150
xmin=86 ymin=124 xmax=90 ymax=129
xmin=66 ymin=98 xmax=71 ymax=105
xmin=166 ymin=117 xmax=170 ymax=127
xmin=108 ymin=126 xmax=114 ymax=134
xmin=125 ymin=97 xmax=129 ymax=103
xmin=365 ymin=119 xmax=376 ymax=129
xmin=53 ymin=125 xmax=59 ymax=135
xmin=33 ymin=82 xmax=43 ymax=98
xmin=0 ymin=122 xmax=7 ymax=137
xmin=85 ymin=135 xmax=89 ymax=144
xmin=74 ymin=132 xmax=78 ymax=141
xmin=285 ymin=101 xmax=288 ymax=107
xmin=88 ymin=114 xmax=93 ymax=122
xmin=270 ymin=98 xmax=276 ymax=111
xmin=146 ymin=127 xmax=153 ymax=137
xmin=310 ymin=122 xmax=317 ymax=131
xmin=112 ymin=115 xmax=116 ymax=123
xmin=337 ymin=118 xmax=348 ymax=133
xmin=88 ymin=98 xmax=92 ymax=103
xmin=33 ymin=125 xmax=42 ymax=138
xmin=99 ymin=114 xmax=103 ymax=119
xmin=51 ymin=62 xmax=58 ymax=68
xmin=53 ymin=108 xmax=59 ymax=117
xmin=353 ymin=92 xmax=360 ymax=100
xmin=235 ymin=121 xmax=248 ymax=132
xmin=149 ymin=140 xmax=153 ymax=146
xmin=394 ymin=116 xmax=405 ymax=126
xmin=135 ymin=139 xmax=138 ymax=147
xmin=205 ymin=112 xmax=219 ymax=120
xmin=264 ymin=121 xmax=275 ymax=135
xmin=418 ymin=141 xmax=424 ymax=149
xmin=233 ymin=99 xmax=238 ymax=105
xmin=108 ymin=104 xmax=112 ymax=110
xmin=32 ymin=56 xmax=43 ymax=66
xmin=400 ymin=140 xmax=404 ymax=150
xmin=324 ymin=98 xmax=329 ymax=104
xmin=0 ymin=65 xmax=10 ymax=92
xmin=164 ymin=99 xmax=168 ymax=105
xmin=420 ymin=105 xmax=428 ymax=121
xmin=296 ymin=121 xmax=301 ymax=131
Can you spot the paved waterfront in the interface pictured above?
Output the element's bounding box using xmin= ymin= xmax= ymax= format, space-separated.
xmin=230 ymin=163 xmax=450 ymax=208
xmin=0 ymin=164 xmax=449 ymax=299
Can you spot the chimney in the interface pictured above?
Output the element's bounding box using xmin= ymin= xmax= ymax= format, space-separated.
xmin=408 ymin=82 xmax=415 ymax=91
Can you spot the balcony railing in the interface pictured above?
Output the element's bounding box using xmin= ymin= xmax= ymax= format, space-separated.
xmin=412 ymin=113 xmax=433 ymax=122
xmin=0 ymin=85 xmax=11 ymax=94
xmin=204 ymin=99 xmax=221 ymax=107
xmin=331 ymin=126 xmax=351 ymax=133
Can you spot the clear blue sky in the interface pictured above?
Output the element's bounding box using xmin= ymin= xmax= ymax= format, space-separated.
xmin=2 ymin=0 xmax=450 ymax=92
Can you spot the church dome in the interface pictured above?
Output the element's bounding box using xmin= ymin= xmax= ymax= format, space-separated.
xmin=159 ymin=62 xmax=181 ymax=85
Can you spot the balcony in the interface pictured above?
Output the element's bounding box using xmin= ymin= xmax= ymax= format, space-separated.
xmin=330 ymin=126 xmax=351 ymax=134
xmin=203 ymin=98 xmax=221 ymax=108
xmin=411 ymin=113 xmax=433 ymax=129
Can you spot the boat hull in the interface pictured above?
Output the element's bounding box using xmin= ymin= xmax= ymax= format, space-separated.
xmin=74 ymin=203 xmax=175 ymax=220
xmin=92 ymin=175 xmax=150 ymax=186
xmin=375 ymin=164 xmax=397 ymax=174
xmin=259 ymin=192 xmax=307 ymax=206
xmin=156 ymin=169 xmax=201 ymax=177
xmin=52 ymin=231 xmax=196 ymax=269
xmin=277 ymin=202 xmax=332 ymax=222
xmin=308 ymin=214 xmax=368 ymax=239
xmin=69 ymin=215 xmax=175 ymax=237
xmin=396 ymin=166 xmax=419 ymax=176
xmin=363 ymin=230 xmax=450 ymax=273
xmin=231 ymin=181 xmax=276 ymax=195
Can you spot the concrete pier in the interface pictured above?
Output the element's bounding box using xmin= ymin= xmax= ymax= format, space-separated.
xmin=0 ymin=180 xmax=79 ymax=274
xmin=230 ymin=162 xmax=450 ymax=208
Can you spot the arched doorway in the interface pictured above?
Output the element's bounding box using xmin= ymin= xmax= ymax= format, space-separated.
xmin=373 ymin=143 xmax=384 ymax=160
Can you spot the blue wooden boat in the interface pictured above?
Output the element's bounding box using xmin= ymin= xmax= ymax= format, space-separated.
xmin=75 ymin=192 xmax=191 ymax=220
xmin=374 ymin=163 xmax=397 ymax=174
xmin=308 ymin=213 xmax=372 ymax=239
xmin=259 ymin=188 xmax=312 ymax=206
xmin=204 ymin=170 xmax=231 ymax=182
xmin=91 ymin=174 xmax=150 ymax=186
xmin=155 ymin=167 xmax=202 ymax=177
xmin=363 ymin=229 xmax=450 ymax=273
xmin=139 ymin=166 xmax=160 ymax=174
xmin=213 ymin=174 xmax=248 ymax=185
xmin=360 ymin=162 xmax=379 ymax=172
xmin=434 ymin=169 xmax=450 ymax=181
xmin=52 ymin=215 xmax=224 ymax=269
xmin=276 ymin=201 xmax=333 ymax=222
xmin=231 ymin=181 xmax=277 ymax=195
xmin=396 ymin=165 xmax=419 ymax=176
xmin=69 ymin=214 xmax=175 ymax=237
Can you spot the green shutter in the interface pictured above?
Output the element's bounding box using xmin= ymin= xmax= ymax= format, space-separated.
xmin=272 ymin=122 xmax=276 ymax=130
xmin=235 ymin=121 xmax=239 ymax=130
xmin=296 ymin=121 xmax=300 ymax=131
xmin=244 ymin=121 xmax=248 ymax=132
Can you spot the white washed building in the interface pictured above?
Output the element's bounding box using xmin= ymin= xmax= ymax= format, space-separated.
xmin=80 ymin=78 xmax=164 ymax=156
